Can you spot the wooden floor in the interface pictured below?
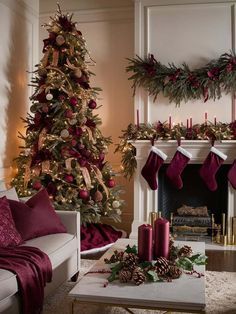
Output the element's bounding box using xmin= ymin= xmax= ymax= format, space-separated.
xmin=206 ymin=249 xmax=236 ymax=272
xmin=83 ymin=249 xmax=236 ymax=272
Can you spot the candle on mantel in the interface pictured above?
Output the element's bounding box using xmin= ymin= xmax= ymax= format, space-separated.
xmin=136 ymin=109 xmax=140 ymax=128
xmin=187 ymin=119 xmax=189 ymax=129
xmin=214 ymin=116 xmax=217 ymax=126
xmin=169 ymin=115 xmax=172 ymax=129
xmin=154 ymin=218 xmax=170 ymax=259
xmin=205 ymin=112 xmax=208 ymax=124
xmin=138 ymin=224 xmax=153 ymax=262
xmin=190 ymin=117 xmax=192 ymax=128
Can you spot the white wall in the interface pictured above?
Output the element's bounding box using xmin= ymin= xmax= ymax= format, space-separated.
xmin=39 ymin=0 xmax=135 ymax=233
xmin=0 ymin=0 xmax=39 ymax=182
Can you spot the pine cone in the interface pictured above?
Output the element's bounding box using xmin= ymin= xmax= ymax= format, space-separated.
xmin=178 ymin=245 xmax=193 ymax=257
xmin=155 ymin=257 xmax=170 ymax=275
xmin=169 ymin=235 xmax=175 ymax=248
xmin=123 ymin=253 xmax=139 ymax=270
xmin=105 ymin=250 xmax=124 ymax=264
xmin=168 ymin=265 xmax=182 ymax=279
xmin=119 ymin=269 xmax=132 ymax=283
xmin=132 ymin=267 xmax=146 ymax=285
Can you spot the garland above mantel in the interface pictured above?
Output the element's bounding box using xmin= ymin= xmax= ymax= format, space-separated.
xmin=126 ymin=52 xmax=236 ymax=105
xmin=115 ymin=120 xmax=236 ymax=179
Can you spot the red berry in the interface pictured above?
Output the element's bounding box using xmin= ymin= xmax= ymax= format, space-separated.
xmin=107 ymin=179 xmax=116 ymax=188
xmin=79 ymin=189 xmax=89 ymax=199
xmin=88 ymin=100 xmax=97 ymax=109
xmin=71 ymin=139 xmax=77 ymax=146
xmin=69 ymin=97 xmax=78 ymax=106
xmin=32 ymin=181 xmax=42 ymax=190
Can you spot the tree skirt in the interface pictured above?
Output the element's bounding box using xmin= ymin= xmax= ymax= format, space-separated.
xmin=43 ymin=260 xmax=236 ymax=314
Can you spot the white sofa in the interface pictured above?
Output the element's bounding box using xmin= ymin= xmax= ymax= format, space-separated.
xmin=0 ymin=210 xmax=80 ymax=314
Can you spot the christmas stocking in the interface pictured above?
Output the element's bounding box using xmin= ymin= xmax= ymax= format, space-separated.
xmin=166 ymin=146 xmax=192 ymax=189
xmin=228 ymin=159 xmax=236 ymax=189
xmin=199 ymin=146 xmax=227 ymax=191
xmin=141 ymin=146 xmax=167 ymax=190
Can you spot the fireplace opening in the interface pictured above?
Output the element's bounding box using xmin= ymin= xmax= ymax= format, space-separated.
xmin=158 ymin=164 xmax=230 ymax=239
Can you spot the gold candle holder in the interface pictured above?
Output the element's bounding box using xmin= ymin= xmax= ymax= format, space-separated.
xmin=170 ymin=212 xmax=173 ymax=227
xmin=150 ymin=211 xmax=157 ymax=230
xmin=222 ymin=213 xmax=226 ymax=236
xmin=232 ymin=234 xmax=235 ymax=245
xmin=158 ymin=211 xmax=162 ymax=218
xmin=232 ymin=217 xmax=236 ymax=238
xmin=211 ymin=214 xmax=215 ymax=242
xmin=223 ymin=235 xmax=227 ymax=246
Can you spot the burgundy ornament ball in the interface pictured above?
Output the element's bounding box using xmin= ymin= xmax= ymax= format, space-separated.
xmin=32 ymin=181 xmax=42 ymax=190
xmin=107 ymin=179 xmax=116 ymax=188
xmin=64 ymin=174 xmax=74 ymax=183
xmin=88 ymin=100 xmax=97 ymax=109
xmin=42 ymin=104 xmax=49 ymax=113
xmin=71 ymin=139 xmax=77 ymax=147
xmin=65 ymin=109 xmax=73 ymax=118
xmin=79 ymin=189 xmax=89 ymax=199
xmin=69 ymin=96 xmax=78 ymax=106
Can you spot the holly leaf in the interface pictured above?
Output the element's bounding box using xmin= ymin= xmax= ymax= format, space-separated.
xmin=107 ymin=262 xmax=123 ymax=282
xmin=138 ymin=261 xmax=153 ymax=269
xmin=189 ymin=254 xmax=208 ymax=265
xmin=176 ymin=257 xmax=193 ymax=271
xmin=146 ymin=270 xmax=162 ymax=282
xmin=125 ymin=244 xmax=137 ymax=254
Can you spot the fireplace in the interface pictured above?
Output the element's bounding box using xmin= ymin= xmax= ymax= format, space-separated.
xmin=129 ymin=140 xmax=236 ymax=240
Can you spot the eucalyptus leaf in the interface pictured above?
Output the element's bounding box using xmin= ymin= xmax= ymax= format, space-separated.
xmin=147 ymin=270 xmax=161 ymax=282
xmin=176 ymin=257 xmax=193 ymax=271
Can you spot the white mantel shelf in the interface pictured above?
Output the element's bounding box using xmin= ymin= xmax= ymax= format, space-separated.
xmin=131 ymin=140 xmax=236 ymax=164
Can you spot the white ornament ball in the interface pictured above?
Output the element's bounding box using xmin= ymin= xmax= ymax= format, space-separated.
xmin=46 ymin=93 xmax=53 ymax=101
xmin=74 ymin=68 xmax=82 ymax=78
xmin=112 ymin=200 xmax=120 ymax=209
xmin=69 ymin=118 xmax=77 ymax=125
xmin=56 ymin=35 xmax=65 ymax=46
xmin=60 ymin=129 xmax=69 ymax=139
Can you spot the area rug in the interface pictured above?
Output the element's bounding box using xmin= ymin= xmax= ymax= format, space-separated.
xmin=43 ymin=259 xmax=236 ymax=314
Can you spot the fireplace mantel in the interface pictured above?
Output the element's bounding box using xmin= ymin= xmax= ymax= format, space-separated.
xmin=130 ymin=140 xmax=236 ymax=239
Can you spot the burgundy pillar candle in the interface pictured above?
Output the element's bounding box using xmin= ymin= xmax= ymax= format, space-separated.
xmin=138 ymin=224 xmax=153 ymax=261
xmin=154 ymin=218 xmax=170 ymax=259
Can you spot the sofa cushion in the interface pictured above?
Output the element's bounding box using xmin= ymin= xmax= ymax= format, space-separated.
xmin=0 ymin=269 xmax=18 ymax=303
xmin=9 ymin=189 xmax=66 ymax=241
xmin=0 ymin=197 xmax=23 ymax=247
xmin=23 ymin=233 xmax=77 ymax=268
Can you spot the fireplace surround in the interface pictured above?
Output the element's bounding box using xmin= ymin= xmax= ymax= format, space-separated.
xmin=129 ymin=140 xmax=236 ymax=239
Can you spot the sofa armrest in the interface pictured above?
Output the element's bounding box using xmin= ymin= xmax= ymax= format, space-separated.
xmin=55 ymin=210 xmax=80 ymax=236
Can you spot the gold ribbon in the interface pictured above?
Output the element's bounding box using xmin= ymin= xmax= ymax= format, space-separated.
xmin=38 ymin=128 xmax=47 ymax=150
xmin=82 ymin=126 xmax=96 ymax=144
xmin=41 ymin=49 xmax=50 ymax=67
xmin=52 ymin=50 xmax=59 ymax=67
xmin=93 ymin=166 xmax=109 ymax=198
xmin=65 ymin=158 xmax=75 ymax=172
xmin=76 ymin=163 xmax=92 ymax=190
xmin=24 ymin=157 xmax=32 ymax=189
xmin=32 ymin=165 xmax=41 ymax=177
xmin=42 ymin=160 xmax=50 ymax=173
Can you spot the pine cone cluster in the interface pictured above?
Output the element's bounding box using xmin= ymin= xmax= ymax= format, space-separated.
xmin=178 ymin=245 xmax=193 ymax=257
xmin=104 ymin=250 xmax=124 ymax=264
xmin=123 ymin=253 xmax=139 ymax=270
xmin=119 ymin=269 xmax=132 ymax=283
xmin=155 ymin=257 xmax=170 ymax=275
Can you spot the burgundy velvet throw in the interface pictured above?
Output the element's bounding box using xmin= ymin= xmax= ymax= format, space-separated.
xmin=0 ymin=246 xmax=52 ymax=314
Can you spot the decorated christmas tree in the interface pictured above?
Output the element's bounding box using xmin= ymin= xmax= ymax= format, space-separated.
xmin=12 ymin=6 xmax=124 ymax=223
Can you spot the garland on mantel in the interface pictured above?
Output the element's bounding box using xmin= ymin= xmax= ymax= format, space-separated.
xmin=126 ymin=52 xmax=236 ymax=105
xmin=115 ymin=120 xmax=236 ymax=179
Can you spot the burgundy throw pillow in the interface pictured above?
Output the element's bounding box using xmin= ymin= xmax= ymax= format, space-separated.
xmin=0 ymin=196 xmax=23 ymax=247
xmin=9 ymin=189 xmax=66 ymax=241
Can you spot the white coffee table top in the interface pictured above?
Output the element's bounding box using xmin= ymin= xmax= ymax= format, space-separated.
xmin=69 ymin=239 xmax=206 ymax=313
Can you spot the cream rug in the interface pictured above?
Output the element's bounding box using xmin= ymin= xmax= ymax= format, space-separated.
xmin=43 ymin=259 xmax=236 ymax=314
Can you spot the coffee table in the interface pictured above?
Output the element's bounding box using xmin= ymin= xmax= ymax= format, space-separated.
xmin=69 ymin=238 xmax=206 ymax=313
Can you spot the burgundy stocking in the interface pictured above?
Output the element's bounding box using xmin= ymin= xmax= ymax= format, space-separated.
xmin=199 ymin=146 xmax=227 ymax=191
xmin=141 ymin=147 xmax=167 ymax=190
xmin=166 ymin=146 xmax=192 ymax=190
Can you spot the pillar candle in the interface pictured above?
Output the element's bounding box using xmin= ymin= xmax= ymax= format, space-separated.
xmin=136 ymin=109 xmax=140 ymax=128
xmin=187 ymin=119 xmax=189 ymax=129
xmin=154 ymin=218 xmax=169 ymax=259
xmin=169 ymin=115 xmax=172 ymax=129
xmin=190 ymin=117 xmax=192 ymax=128
xmin=138 ymin=224 xmax=153 ymax=262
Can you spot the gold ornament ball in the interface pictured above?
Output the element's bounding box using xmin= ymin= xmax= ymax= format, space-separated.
xmin=74 ymin=68 xmax=82 ymax=78
xmin=60 ymin=129 xmax=70 ymax=139
xmin=52 ymin=25 xmax=61 ymax=33
xmin=46 ymin=93 xmax=53 ymax=101
xmin=68 ymin=118 xmax=77 ymax=125
xmin=56 ymin=34 xmax=65 ymax=46
xmin=112 ymin=200 xmax=120 ymax=209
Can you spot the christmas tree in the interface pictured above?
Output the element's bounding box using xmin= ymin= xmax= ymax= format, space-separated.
xmin=12 ymin=6 xmax=124 ymax=223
